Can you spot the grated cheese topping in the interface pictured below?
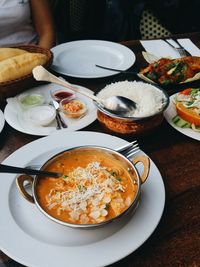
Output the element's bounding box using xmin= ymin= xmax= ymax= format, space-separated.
xmin=45 ymin=161 xmax=130 ymax=223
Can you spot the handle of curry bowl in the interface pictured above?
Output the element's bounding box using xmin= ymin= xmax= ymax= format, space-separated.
xmin=132 ymin=155 xmax=150 ymax=184
xmin=16 ymin=175 xmax=35 ymax=203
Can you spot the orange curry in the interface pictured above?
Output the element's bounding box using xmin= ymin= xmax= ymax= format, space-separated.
xmin=36 ymin=149 xmax=137 ymax=225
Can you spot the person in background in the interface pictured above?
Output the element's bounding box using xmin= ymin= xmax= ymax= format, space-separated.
xmin=52 ymin=0 xmax=146 ymax=43
xmin=53 ymin=0 xmax=200 ymax=43
xmin=0 ymin=0 xmax=55 ymax=49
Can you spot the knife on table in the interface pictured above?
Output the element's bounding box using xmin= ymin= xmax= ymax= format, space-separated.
xmin=53 ymin=100 xmax=68 ymax=128
xmin=50 ymin=101 xmax=68 ymax=129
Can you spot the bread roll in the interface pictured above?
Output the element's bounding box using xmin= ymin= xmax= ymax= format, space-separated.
xmin=0 ymin=48 xmax=28 ymax=62
xmin=0 ymin=53 xmax=47 ymax=83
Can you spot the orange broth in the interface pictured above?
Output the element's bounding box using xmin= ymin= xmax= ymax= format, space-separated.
xmin=36 ymin=149 xmax=138 ymax=225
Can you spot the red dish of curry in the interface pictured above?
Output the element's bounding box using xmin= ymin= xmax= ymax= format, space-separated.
xmin=140 ymin=56 xmax=200 ymax=85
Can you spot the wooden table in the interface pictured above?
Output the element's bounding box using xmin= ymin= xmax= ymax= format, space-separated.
xmin=0 ymin=32 xmax=200 ymax=267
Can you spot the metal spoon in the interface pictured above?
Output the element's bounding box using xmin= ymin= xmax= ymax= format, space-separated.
xmin=49 ymin=100 xmax=68 ymax=129
xmin=32 ymin=66 xmax=138 ymax=116
xmin=0 ymin=164 xmax=62 ymax=177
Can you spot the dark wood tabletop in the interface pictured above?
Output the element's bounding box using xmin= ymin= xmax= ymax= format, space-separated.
xmin=0 ymin=32 xmax=200 ymax=267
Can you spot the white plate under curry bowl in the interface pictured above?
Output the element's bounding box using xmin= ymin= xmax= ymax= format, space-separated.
xmin=0 ymin=131 xmax=165 ymax=267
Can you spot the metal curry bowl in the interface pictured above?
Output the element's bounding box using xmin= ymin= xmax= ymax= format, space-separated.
xmin=16 ymin=146 xmax=150 ymax=229
xmin=94 ymin=80 xmax=169 ymax=121
xmin=95 ymin=80 xmax=169 ymax=135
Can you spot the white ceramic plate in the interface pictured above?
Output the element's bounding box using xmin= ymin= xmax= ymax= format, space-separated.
xmin=4 ymin=83 xmax=97 ymax=136
xmin=51 ymin=40 xmax=136 ymax=78
xmin=0 ymin=110 xmax=5 ymax=133
xmin=0 ymin=131 xmax=165 ymax=267
xmin=164 ymin=94 xmax=200 ymax=141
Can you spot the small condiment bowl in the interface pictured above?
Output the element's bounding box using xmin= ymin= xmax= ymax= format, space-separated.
xmin=50 ymin=88 xmax=75 ymax=103
xmin=24 ymin=105 xmax=56 ymax=126
xmin=17 ymin=93 xmax=44 ymax=110
xmin=16 ymin=146 xmax=150 ymax=229
xmin=59 ymin=98 xmax=87 ymax=119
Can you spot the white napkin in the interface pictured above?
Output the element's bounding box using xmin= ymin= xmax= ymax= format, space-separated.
xmin=140 ymin=38 xmax=200 ymax=59
xmin=178 ymin=39 xmax=200 ymax=56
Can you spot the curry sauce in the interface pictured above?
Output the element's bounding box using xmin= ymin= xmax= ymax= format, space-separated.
xmin=36 ymin=149 xmax=138 ymax=225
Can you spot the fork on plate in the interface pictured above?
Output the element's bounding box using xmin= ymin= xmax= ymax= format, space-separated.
xmin=162 ymin=38 xmax=191 ymax=57
xmin=116 ymin=140 xmax=140 ymax=159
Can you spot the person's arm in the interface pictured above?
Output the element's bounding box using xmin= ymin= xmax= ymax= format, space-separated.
xmin=30 ymin=0 xmax=56 ymax=49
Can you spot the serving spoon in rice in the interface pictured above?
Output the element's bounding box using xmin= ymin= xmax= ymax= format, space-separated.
xmin=32 ymin=66 xmax=138 ymax=116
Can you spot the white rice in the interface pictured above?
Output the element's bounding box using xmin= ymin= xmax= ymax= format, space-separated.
xmin=97 ymin=80 xmax=167 ymax=117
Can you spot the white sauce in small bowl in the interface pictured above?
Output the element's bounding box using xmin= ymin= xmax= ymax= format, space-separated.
xmin=25 ymin=105 xmax=56 ymax=126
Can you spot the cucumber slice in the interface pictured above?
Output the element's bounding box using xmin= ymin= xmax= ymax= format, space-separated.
xmin=172 ymin=115 xmax=191 ymax=128
xmin=176 ymin=119 xmax=190 ymax=128
xmin=182 ymin=122 xmax=191 ymax=128
xmin=172 ymin=115 xmax=180 ymax=123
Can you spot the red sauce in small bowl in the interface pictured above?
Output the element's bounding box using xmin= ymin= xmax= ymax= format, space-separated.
xmin=52 ymin=90 xmax=75 ymax=102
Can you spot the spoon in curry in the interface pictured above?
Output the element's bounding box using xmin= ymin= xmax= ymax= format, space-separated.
xmin=32 ymin=66 xmax=138 ymax=116
xmin=0 ymin=164 xmax=62 ymax=177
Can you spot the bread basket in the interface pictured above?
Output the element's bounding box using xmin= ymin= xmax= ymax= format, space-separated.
xmin=0 ymin=45 xmax=53 ymax=102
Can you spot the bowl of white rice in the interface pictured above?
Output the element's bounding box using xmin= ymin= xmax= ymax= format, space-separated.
xmin=95 ymin=80 xmax=169 ymax=135
xmin=96 ymin=80 xmax=169 ymax=121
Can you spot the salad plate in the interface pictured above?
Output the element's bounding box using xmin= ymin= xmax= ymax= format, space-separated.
xmin=0 ymin=131 xmax=165 ymax=267
xmin=4 ymin=83 xmax=97 ymax=136
xmin=164 ymin=90 xmax=200 ymax=141
xmin=51 ymin=40 xmax=136 ymax=78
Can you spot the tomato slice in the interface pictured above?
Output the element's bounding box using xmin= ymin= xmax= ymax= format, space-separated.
xmin=179 ymin=88 xmax=192 ymax=95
